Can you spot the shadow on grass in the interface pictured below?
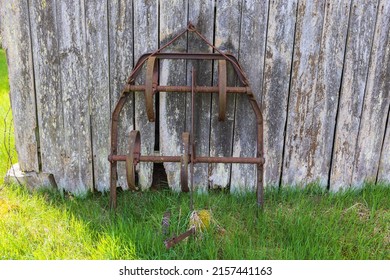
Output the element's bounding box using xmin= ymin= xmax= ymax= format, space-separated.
xmin=1 ymin=182 xmax=389 ymax=260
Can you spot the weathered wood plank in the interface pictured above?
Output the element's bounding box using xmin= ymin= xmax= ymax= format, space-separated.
xmin=353 ymin=0 xmax=390 ymax=186
xmin=230 ymin=0 xmax=268 ymax=193
xmin=56 ymin=0 xmax=92 ymax=193
xmin=308 ymin=0 xmax=351 ymax=186
xmin=186 ymin=1 xmax=215 ymax=192
xmin=262 ymin=0 xmax=297 ymax=187
xmin=86 ymin=1 xmax=110 ymax=191
xmin=1 ymin=0 xmax=39 ymax=172
xmin=378 ymin=109 xmax=390 ymax=183
xmin=159 ymin=0 xmax=188 ymax=192
xmin=330 ymin=0 xmax=378 ymax=191
xmin=29 ymin=0 xmax=63 ymax=185
xmin=209 ymin=0 xmax=241 ymax=190
xmin=133 ymin=0 xmax=158 ymax=191
xmin=108 ymin=0 xmax=134 ymax=190
xmin=282 ymin=0 xmax=326 ymax=187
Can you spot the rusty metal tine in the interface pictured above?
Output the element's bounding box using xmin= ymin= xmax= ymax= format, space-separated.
xmin=180 ymin=133 xmax=190 ymax=192
xmin=190 ymin=68 xmax=196 ymax=211
xmin=164 ymin=227 xmax=195 ymax=249
xmin=218 ymin=60 xmax=227 ymax=121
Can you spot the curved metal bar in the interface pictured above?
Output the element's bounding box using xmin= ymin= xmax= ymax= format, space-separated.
xmin=109 ymin=92 xmax=128 ymax=209
xmin=145 ymin=56 xmax=158 ymax=122
xmin=125 ymin=53 xmax=248 ymax=89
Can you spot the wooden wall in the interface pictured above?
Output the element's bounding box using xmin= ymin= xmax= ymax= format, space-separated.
xmin=1 ymin=0 xmax=389 ymax=194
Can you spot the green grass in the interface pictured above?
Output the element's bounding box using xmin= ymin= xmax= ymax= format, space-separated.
xmin=0 ymin=49 xmax=17 ymax=181
xmin=0 ymin=49 xmax=389 ymax=260
xmin=0 ymin=184 xmax=389 ymax=259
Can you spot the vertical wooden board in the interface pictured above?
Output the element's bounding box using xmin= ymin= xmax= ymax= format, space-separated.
xmin=133 ymin=0 xmax=158 ymax=191
xmin=108 ymin=0 xmax=134 ymax=190
xmin=378 ymin=109 xmax=390 ymax=183
xmin=56 ymin=0 xmax=92 ymax=193
xmin=230 ymin=0 xmax=268 ymax=193
xmin=309 ymin=0 xmax=351 ymax=186
xmin=352 ymin=0 xmax=390 ymax=186
xmin=29 ymin=0 xmax=64 ymax=184
xmin=186 ymin=1 xmax=215 ymax=192
xmin=209 ymin=0 xmax=242 ymax=189
xmin=159 ymin=0 xmax=188 ymax=192
xmin=1 ymin=0 xmax=39 ymax=172
xmin=330 ymin=0 xmax=378 ymax=191
xmin=282 ymin=0 xmax=326 ymax=187
xmin=262 ymin=0 xmax=297 ymax=187
xmin=85 ymin=1 xmax=110 ymax=191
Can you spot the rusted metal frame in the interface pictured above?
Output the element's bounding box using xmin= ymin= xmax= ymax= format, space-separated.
xmin=110 ymin=87 xmax=264 ymax=210
xmin=127 ymin=21 xmax=248 ymax=85
xmin=127 ymin=53 xmax=248 ymax=86
xmin=109 ymin=25 xmax=265 ymax=209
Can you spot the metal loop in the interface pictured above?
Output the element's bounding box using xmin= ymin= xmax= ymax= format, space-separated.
xmin=145 ymin=56 xmax=158 ymax=122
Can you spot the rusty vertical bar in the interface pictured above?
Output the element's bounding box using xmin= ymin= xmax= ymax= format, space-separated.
xmin=190 ymin=68 xmax=196 ymax=211
xmin=246 ymin=90 xmax=264 ymax=209
xmin=109 ymin=93 xmax=128 ymax=209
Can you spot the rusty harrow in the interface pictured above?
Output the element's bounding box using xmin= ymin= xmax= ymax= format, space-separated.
xmin=108 ymin=23 xmax=265 ymax=210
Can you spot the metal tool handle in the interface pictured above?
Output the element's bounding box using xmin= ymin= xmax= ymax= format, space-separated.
xmin=164 ymin=227 xmax=195 ymax=249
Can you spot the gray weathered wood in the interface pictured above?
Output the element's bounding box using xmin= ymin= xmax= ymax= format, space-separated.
xmin=262 ymin=0 xmax=297 ymax=187
xmin=230 ymin=0 xmax=268 ymax=192
xmin=209 ymin=0 xmax=241 ymax=190
xmin=1 ymin=0 xmax=39 ymax=172
xmin=29 ymin=0 xmax=63 ymax=185
xmin=133 ymin=0 xmax=158 ymax=190
xmin=186 ymin=0 xmax=215 ymax=193
xmin=352 ymin=0 xmax=390 ymax=186
xmin=159 ymin=0 xmax=188 ymax=191
xmin=330 ymin=0 xmax=378 ymax=191
xmin=86 ymin=0 xmax=110 ymax=191
xmin=4 ymin=0 xmax=390 ymax=193
xmin=282 ymin=0 xmax=326 ymax=187
xmin=109 ymin=0 xmax=134 ymax=190
xmin=56 ymin=0 xmax=92 ymax=193
xmin=308 ymin=0 xmax=351 ymax=186
xmin=378 ymin=109 xmax=390 ymax=183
